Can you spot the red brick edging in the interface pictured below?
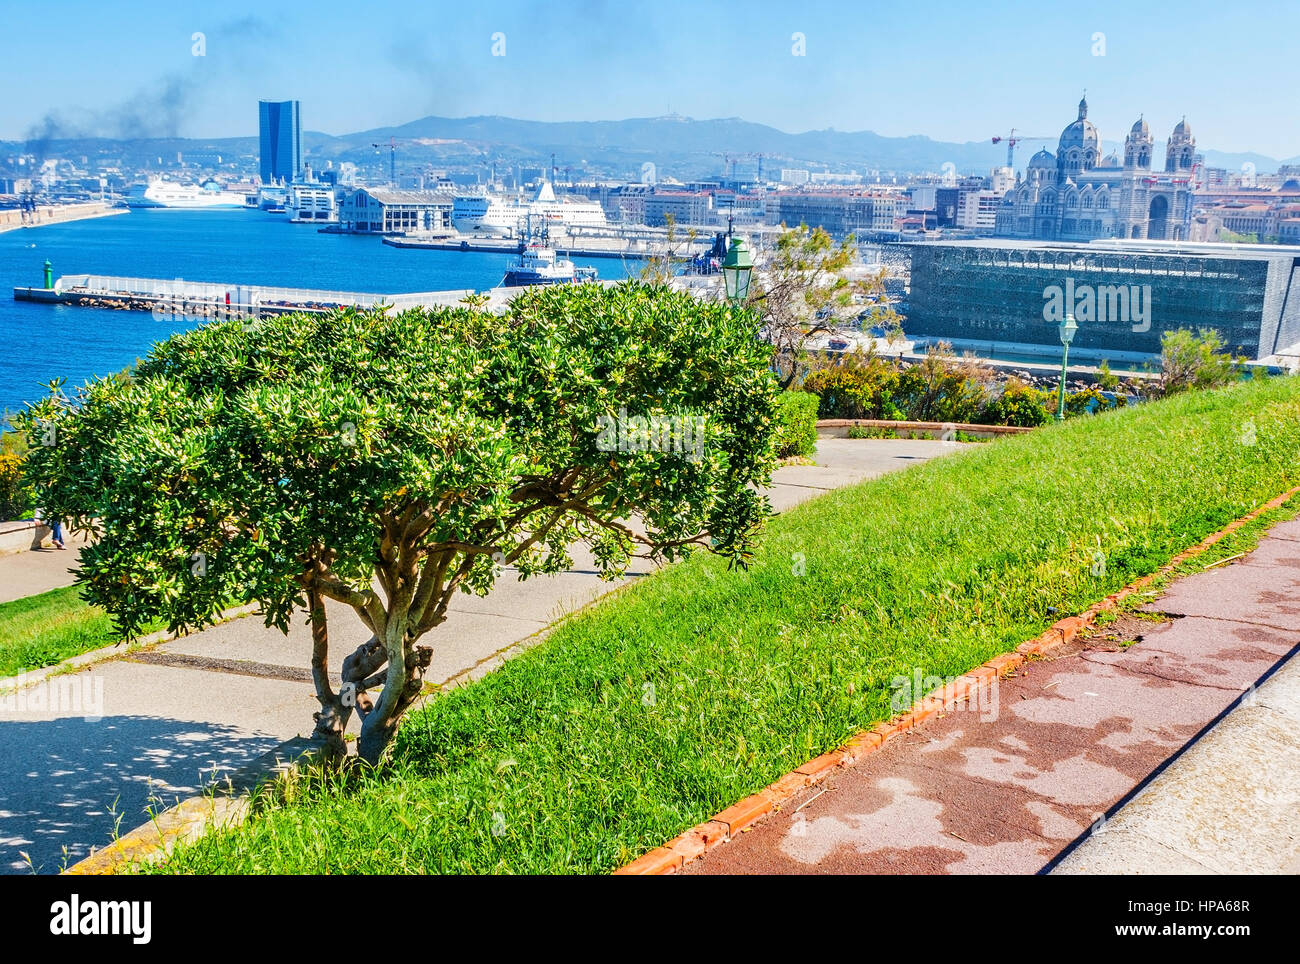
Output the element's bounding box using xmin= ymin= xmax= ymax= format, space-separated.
xmin=816 ymin=419 xmax=1034 ymax=436
xmin=614 ymin=485 xmax=1300 ymax=875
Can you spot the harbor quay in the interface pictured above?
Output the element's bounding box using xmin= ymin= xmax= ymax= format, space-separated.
xmin=0 ymin=201 xmax=125 ymax=233
xmin=12 ymin=273 xmax=477 ymax=319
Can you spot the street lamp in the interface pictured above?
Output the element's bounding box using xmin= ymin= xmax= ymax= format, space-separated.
xmin=721 ymin=236 xmax=753 ymax=306
xmin=1056 ymin=313 xmax=1078 ymax=422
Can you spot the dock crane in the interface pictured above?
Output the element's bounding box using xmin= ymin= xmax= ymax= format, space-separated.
xmin=991 ymin=129 xmax=1053 ymax=169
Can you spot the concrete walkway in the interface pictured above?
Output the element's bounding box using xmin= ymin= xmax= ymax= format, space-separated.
xmin=1052 ymin=631 xmax=1300 ymax=874
xmin=685 ymin=515 xmax=1300 ymax=875
xmin=0 ymin=438 xmax=958 ymax=873
xmin=0 ymin=530 xmax=93 ymax=604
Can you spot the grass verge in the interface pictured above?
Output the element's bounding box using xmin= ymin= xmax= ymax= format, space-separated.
xmin=150 ymin=375 xmax=1300 ymax=874
xmin=0 ymin=585 xmax=141 ymax=678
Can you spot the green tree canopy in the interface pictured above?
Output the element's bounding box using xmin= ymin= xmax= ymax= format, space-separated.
xmin=17 ymin=281 xmax=779 ymax=763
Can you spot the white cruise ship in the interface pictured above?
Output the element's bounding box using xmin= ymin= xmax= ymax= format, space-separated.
xmin=126 ymin=179 xmax=250 ymax=209
xmin=453 ymin=181 xmax=607 ymax=237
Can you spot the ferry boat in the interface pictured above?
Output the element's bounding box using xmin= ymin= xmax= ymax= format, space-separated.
xmin=501 ymin=222 xmax=598 ymax=287
xmin=454 ymin=181 xmax=607 ymax=237
xmin=286 ymin=181 xmax=338 ymax=223
xmin=125 ymin=178 xmax=249 ymax=209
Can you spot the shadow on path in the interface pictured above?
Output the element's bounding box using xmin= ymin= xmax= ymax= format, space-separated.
xmin=0 ymin=715 xmax=281 ymax=874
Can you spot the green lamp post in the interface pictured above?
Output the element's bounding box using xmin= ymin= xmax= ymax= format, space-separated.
xmin=43 ymin=259 xmax=53 ymax=290
xmin=721 ymin=236 xmax=754 ymax=307
xmin=1056 ymin=313 xmax=1078 ymax=422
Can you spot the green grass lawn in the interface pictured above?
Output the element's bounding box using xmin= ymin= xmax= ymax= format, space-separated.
xmin=150 ymin=375 xmax=1300 ymax=874
xmin=0 ymin=585 xmax=138 ymax=678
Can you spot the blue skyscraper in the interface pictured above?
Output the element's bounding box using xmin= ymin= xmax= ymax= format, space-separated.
xmin=258 ymin=100 xmax=301 ymax=185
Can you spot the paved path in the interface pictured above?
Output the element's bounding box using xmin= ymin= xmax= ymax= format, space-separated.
xmin=685 ymin=515 xmax=1300 ymax=875
xmin=0 ymin=438 xmax=958 ymax=873
xmin=0 ymin=530 xmax=93 ymax=604
xmin=1052 ymin=635 xmax=1300 ymax=875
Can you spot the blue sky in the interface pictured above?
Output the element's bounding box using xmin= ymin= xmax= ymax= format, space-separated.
xmin=6 ymin=0 xmax=1298 ymax=158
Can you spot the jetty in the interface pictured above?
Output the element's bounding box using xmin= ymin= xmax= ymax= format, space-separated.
xmin=14 ymin=273 xmax=476 ymax=317
xmin=0 ymin=201 xmax=126 ymax=234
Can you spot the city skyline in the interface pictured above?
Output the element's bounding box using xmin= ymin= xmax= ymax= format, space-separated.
xmin=6 ymin=0 xmax=1300 ymax=159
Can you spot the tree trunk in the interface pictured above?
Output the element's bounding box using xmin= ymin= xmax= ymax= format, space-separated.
xmin=306 ymin=586 xmax=350 ymax=764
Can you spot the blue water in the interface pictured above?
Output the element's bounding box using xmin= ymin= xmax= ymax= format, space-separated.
xmin=0 ymin=208 xmax=641 ymax=418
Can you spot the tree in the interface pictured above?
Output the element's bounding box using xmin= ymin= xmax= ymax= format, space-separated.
xmin=638 ymin=213 xmax=696 ymax=285
xmin=16 ymin=282 xmax=779 ymax=765
xmin=746 ymin=224 xmax=900 ymax=389
xmin=1158 ymin=328 xmax=1244 ymax=396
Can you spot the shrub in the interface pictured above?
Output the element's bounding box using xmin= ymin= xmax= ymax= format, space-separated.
xmin=1065 ymin=386 xmax=1126 ymax=417
xmin=979 ymin=379 xmax=1052 ymax=427
xmin=774 ymin=391 xmax=819 ymax=457
xmin=0 ymin=453 xmax=30 ymax=521
xmin=1159 ymin=328 xmax=1244 ymax=395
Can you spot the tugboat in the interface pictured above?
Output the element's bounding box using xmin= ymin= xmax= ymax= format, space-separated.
xmin=501 ymin=218 xmax=597 ymax=287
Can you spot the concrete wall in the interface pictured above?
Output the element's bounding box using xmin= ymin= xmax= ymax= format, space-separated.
xmin=0 ymin=520 xmax=48 ymax=557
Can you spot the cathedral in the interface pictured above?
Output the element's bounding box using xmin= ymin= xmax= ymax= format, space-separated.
xmin=994 ymin=98 xmax=1198 ymax=241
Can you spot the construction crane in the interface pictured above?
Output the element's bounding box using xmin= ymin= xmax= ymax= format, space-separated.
xmin=371 ymin=137 xmax=397 ymax=185
xmin=991 ymin=129 xmax=1053 ymax=169
xmin=712 ymin=151 xmax=766 ymax=182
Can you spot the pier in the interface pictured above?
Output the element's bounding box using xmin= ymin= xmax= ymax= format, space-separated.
xmin=0 ymin=201 xmax=126 ymax=234
xmin=13 ymin=274 xmax=476 ymax=316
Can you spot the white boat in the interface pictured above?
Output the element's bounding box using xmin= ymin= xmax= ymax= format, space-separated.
xmin=454 ymin=180 xmax=607 ymax=236
xmin=502 ymin=221 xmax=598 ymax=287
xmin=126 ymin=178 xmax=249 ymax=209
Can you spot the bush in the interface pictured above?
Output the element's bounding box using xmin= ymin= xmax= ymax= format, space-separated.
xmin=1159 ymin=328 xmax=1244 ymax=396
xmin=774 ymin=391 xmax=819 ymax=457
xmin=0 ymin=453 xmax=31 ymax=521
xmin=1065 ymin=386 xmax=1126 ymax=417
xmin=979 ymin=379 xmax=1052 ymax=427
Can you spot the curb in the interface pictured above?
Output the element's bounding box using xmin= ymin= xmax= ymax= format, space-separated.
xmin=63 ymin=736 xmax=324 ymax=875
xmin=614 ymin=485 xmax=1300 ymax=875
xmin=815 ymin=419 xmax=1034 ymax=438
xmin=0 ymin=603 xmax=260 ymax=697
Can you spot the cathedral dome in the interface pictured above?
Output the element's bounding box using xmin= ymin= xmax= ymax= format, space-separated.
xmin=1029 ymin=149 xmax=1056 ymax=169
xmin=1101 ymin=152 xmax=1121 ymax=167
xmin=1131 ymin=117 xmax=1150 ymax=136
xmin=1173 ymin=117 xmax=1192 ymax=137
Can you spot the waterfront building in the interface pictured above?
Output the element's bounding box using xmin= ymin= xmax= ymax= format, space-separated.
xmin=995 ymin=98 xmax=1198 ymax=242
xmin=339 ymin=188 xmax=455 ymax=234
xmin=259 ymin=100 xmax=302 ymax=185
xmin=906 ymin=238 xmax=1300 ymax=360
xmin=956 ymin=190 xmax=1001 ymax=231
xmin=642 ymin=190 xmax=715 ymax=227
xmin=773 ymin=191 xmax=904 ymax=239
